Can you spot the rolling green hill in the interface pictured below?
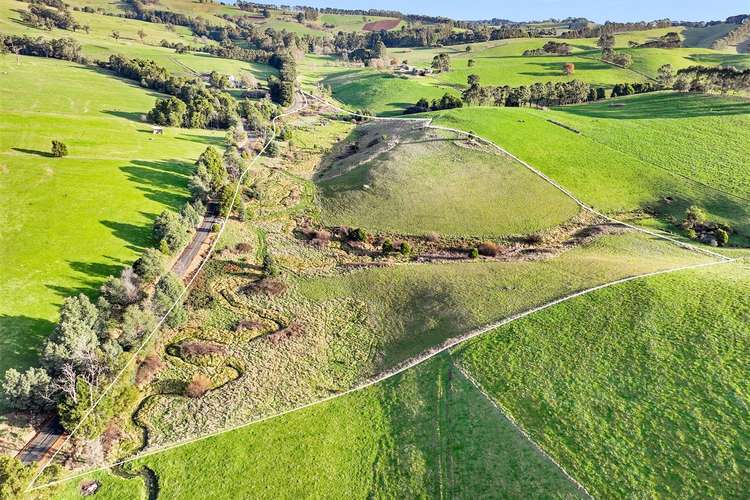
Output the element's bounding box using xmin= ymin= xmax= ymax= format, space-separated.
xmin=456 ymin=260 xmax=750 ymax=498
xmin=317 ymin=123 xmax=580 ymax=237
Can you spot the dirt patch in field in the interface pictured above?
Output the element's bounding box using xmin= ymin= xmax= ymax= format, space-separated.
xmin=363 ymin=18 xmax=400 ymax=31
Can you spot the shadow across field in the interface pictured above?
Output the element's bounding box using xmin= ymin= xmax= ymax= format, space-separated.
xmin=0 ymin=314 xmax=55 ymax=376
xmin=121 ymin=159 xmax=192 ymax=206
xmin=560 ymin=92 xmax=750 ymax=119
xmin=103 ymin=110 xmax=147 ymax=123
xmin=11 ymin=148 xmax=53 ymax=158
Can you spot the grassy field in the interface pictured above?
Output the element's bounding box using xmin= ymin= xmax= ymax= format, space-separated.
xmin=0 ymin=56 xmax=223 ymax=380
xmin=428 ymin=92 xmax=750 ymax=245
xmin=456 ymin=260 xmax=750 ymax=498
xmin=317 ymin=123 xmax=580 ymax=237
xmin=0 ymin=0 xmax=275 ymax=79
xmin=57 ymin=354 xmax=583 ymax=499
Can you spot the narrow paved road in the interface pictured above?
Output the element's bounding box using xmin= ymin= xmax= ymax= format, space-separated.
xmin=172 ymin=204 xmax=219 ymax=278
xmin=17 ymin=415 xmax=64 ymax=465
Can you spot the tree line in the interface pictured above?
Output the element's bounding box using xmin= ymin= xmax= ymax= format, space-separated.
xmin=0 ymin=34 xmax=84 ymax=63
xmin=561 ymin=19 xmax=672 ymax=38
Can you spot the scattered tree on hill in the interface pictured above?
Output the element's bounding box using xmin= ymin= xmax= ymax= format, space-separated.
xmin=467 ymin=58 xmax=475 ymax=67
xmin=465 ymin=45 xmax=472 ymax=53
xmin=431 ymin=53 xmax=451 ymax=72
xmin=51 ymin=140 xmax=68 ymax=157
xmin=596 ymin=32 xmax=615 ymax=55
xmin=657 ymin=64 xmax=674 ymax=88
xmin=111 ymin=31 xmax=120 ymax=40
xmin=137 ymin=29 xmax=147 ymax=44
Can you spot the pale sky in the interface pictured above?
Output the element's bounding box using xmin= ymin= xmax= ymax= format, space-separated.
xmin=267 ymin=0 xmax=748 ymax=23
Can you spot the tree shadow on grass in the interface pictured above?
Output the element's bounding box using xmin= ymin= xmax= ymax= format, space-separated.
xmin=175 ymin=134 xmax=225 ymax=147
xmin=100 ymin=218 xmax=156 ymax=253
xmin=102 ymin=110 xmax=147 ymax=123
xmin=121 ymin=159 xmax=192 ymax=207
xmin=0 ymin=315 xmax=56 ymax=375
xmin=11 ymin=148 xmax=52 ymax=158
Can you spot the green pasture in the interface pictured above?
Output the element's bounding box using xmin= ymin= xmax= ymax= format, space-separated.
xmin=58 ymin=355 xmax=582 ymax=499
xmin=457 ymin=261 xmax=750 ymax=498
xmin=0 ymin=56 xmax=223 ymax=381
xmin=429 ymin=92 xmax=750 ymax=245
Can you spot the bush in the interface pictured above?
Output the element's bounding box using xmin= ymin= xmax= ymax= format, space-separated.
xmin=400 ymin=241 xmax=412 ymax=255
xmin=477 ymin=242 xmax=500 ymax=256
xmin=135 ymin=354 xmax=164 ymax=387
xmin=716 ymin=228 xmax=729 ymax=246
xmin=264 ymin=140 xmax=281 ymax=157
xmin=382 ymin=239 xmax=394 ymax=253
xmin=51 ymin=140 xmax=68 ymax=157
xmin=262 ymin=254 xmax=280 ymax=277
xmin=185 ymin=373 xmax=211 ymax=398
xmin=683 ymin=205 xmax=708 ymax=227
xmin=350 ymin=228 xmax=368 ymax=242
xmin=469 ymin=247 xmax=479 ymax=259
xmin=180 ymin=341 xmax=227 ymax=357
xmin=119 ymin=304 xmax=157 ymax=349
xmin=686 ymin=228 xmax=698 ymax=240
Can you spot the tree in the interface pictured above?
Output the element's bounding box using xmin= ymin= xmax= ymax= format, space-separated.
xmin=264 ymin=140 xmax=281 ymax=157
xmin=51 ymin=140 xmax=68 ymax=157
xmin=153 ymin=210 xmax=189 ymax=254
xmin=0 ymin=456 xmax=35 ymax=499
xmin=563 ymin=62 xmax=575 ymax=75
xmin=657 ymin=64 xmax=674 ymax=88
xmin=119 ymin=304 xmax=157 ymax=349
xmin=148 ymin=96 xmax=186 ymax=127
xmin=152 ymin=272 xmax=187 ymax=327
xmin=42 ymin=294 xmax=101 ymax=371
xmin=100 ymin=267 xmax=141 ymax=307
xmin=374 ymin=40 xmax=387 ymax=59
xmin=137 ymin=29 xmax=146 ymax=44
xmin=133 ymin=248 xmax=164 ymax=283
xmin=262 ymin=254 xmax=280 ymax=277
xmin=262 ymin=8 xmax=271 ymax=18
xmin=467 ymin=74 xmax=481 ymax=86
xmin=596 ymin=32 xmax=615 ymax=53
xmin=431 ymin=53 xmax=451 ymax=72
xmin=467 ymin=59 xmax=475 ymax=67
xmin=196 ymin=146 xmax=226 ymax=192
xmin=2 ymin=367 xmax=54 ymax=411
xmin=111 ymin=31 xmax=120 ymax=40
xmin=465 ymin=45 xmax=472 ymax=53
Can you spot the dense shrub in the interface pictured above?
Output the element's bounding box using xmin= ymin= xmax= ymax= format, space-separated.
xmin=180 ymin=340 xmax=227 ymax=357
xmin=51 ymin=140 xmax=68 ymax=157
xmin=135 ymin=354 xmax=164 ymax=387
xmin=478 ymin=242 xmax=500 ymax=256
xmin=185 ymin=373 xmax=211 ymax=398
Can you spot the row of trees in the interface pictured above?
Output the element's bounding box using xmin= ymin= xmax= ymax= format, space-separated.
xmin=0 ymin=34 xmax=84 ymax=63
xmin=674 ymin=65 xmax=750 ymax=94
xmin=458 ymin=75 xmax=600 ymax=107
xmin=561 ymin=19 xmax=672 ymax=39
